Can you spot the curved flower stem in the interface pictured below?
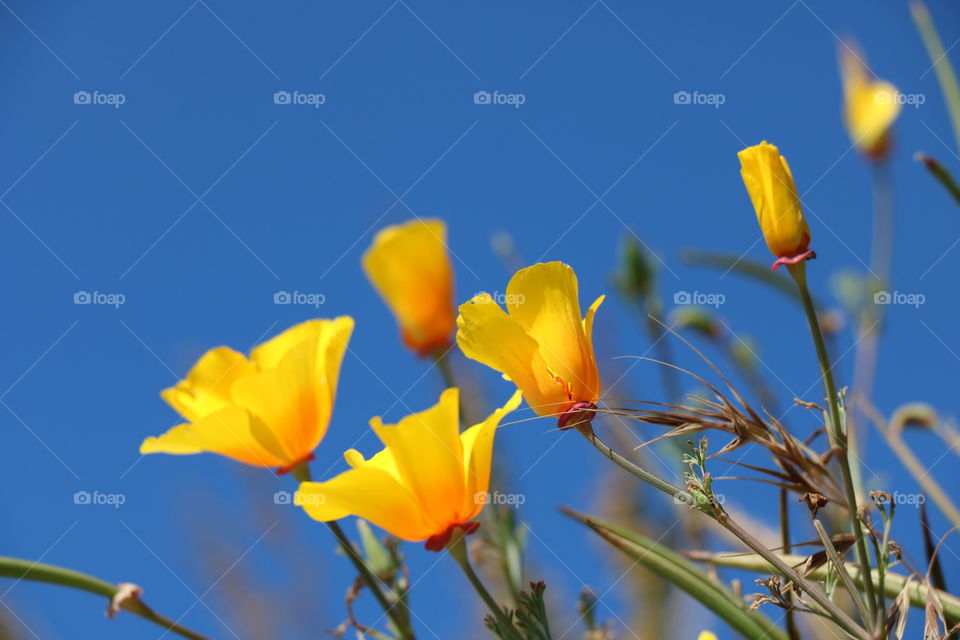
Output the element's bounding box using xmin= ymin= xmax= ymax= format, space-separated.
xmin=0 ymin=556 xmax=211 ymax=640
xmin=576 ymin=423 xmax=693 ymax=504
xmin=787 ymin=262 xmax=880 ymax=632
xmin=446 ymin=534 xmax=521 ymax=640
xmin=576 ymin=424 xmax=871 ymax=640
xmin=291 ymin=463 xmax=416 ymax=640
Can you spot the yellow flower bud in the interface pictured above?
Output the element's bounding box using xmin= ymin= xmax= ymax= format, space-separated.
xmin=738 ymin=141 xmax=812 ymax=267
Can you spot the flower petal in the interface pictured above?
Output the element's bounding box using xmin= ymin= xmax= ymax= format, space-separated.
xmin=738 ymin=142 xmax=810 ymax=259
xmin=297 ymin=471 xmax=432 ymax=541
xmin=505 ymin=262 xmax=600 ymax=406
xmin=140 ymin=406 xmax=287 ymax=467
xmin=233 ymin=317 xmax=354 ymax=462
xmin=583 ymin=295 xmax=605 ymax=358
xmin=161 ymin=347 xmax=255 ymax=423
xmin=459 ymin=390 xmax=522 ymax=518
xmin=369 ymin=388 xmax=465 ymax=530
xmin=456 ymin=293 xmax=561 ymax=415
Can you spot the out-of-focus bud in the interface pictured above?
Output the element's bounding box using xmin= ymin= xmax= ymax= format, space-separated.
xmin=668 ymin=306 xmax=723 ymax=341
xmin=615 ymin=236 xmax=656 ymax=305
xmin=840 ymin=42 xmax=900 ymax=161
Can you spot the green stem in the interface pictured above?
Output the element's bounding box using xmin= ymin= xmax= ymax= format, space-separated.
xmin=718 ymin=514 xmax=869 ymax=640
xmin=432 ymin=345 xmax=527 ymax=605
xmin=848 ymin=160 xmax=894 ymax=509
xmin=432 ymin=345 xmax=456 ymax=389
xmin=812 ymin=519 xmax=873 ymax=625
xmin=787 ymin=262 xmax=879 ymax=632
xmin=690 ymin=550 xmax=960 ymax=626
xmin=912 ymin=1 xmax=960 ymax=153
xmin=577 ymin=425 xmax=870 ymax=640
xmin=576 ymin=424 xmax=694 ymax=506
xmin=431 ymin=345 xmax=470 ymax=427
xmin=0 ymin=557 xmax=211 ymax=640
xmin=779 ymin=488 xmax=801 ymax=640
xmin=291 ymin=463 xmax=416 ymax=640
xmin=447 ymin=534 xmax=521 ymax=640
xmin=563 ymin=508 xmax=787 ymax=640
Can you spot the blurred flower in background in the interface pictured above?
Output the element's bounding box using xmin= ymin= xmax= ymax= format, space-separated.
xmin=839 ymin=42 xmax=901 ymax=160
xmin=363 ymin=218 xmax=456 ymax=357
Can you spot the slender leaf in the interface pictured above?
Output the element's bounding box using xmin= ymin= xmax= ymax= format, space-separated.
xmin=562 ymin=507 xmax=788 ymax=640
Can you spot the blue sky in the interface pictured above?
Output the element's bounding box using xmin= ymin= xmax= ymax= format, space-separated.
xmin=2 ymin=1 xmax=960 ymax=638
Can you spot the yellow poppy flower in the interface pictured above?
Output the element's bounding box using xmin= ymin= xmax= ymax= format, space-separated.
xmin=140 ymin=317 xmax=354 ymax=473
xmin=296 ymin=388 xmax=521 ymax=551
xmin=456 ymin=261 xmax=604 ymax=428
xmin=362 ymin=218 xmax=455 ymax=357
xmin=738 ymin=141 xmax=813 ymax=269
xmin=840 ymin=44 xmax=900 ymax=159
xmin=697 ymin=633 xmax=718 ymax=640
